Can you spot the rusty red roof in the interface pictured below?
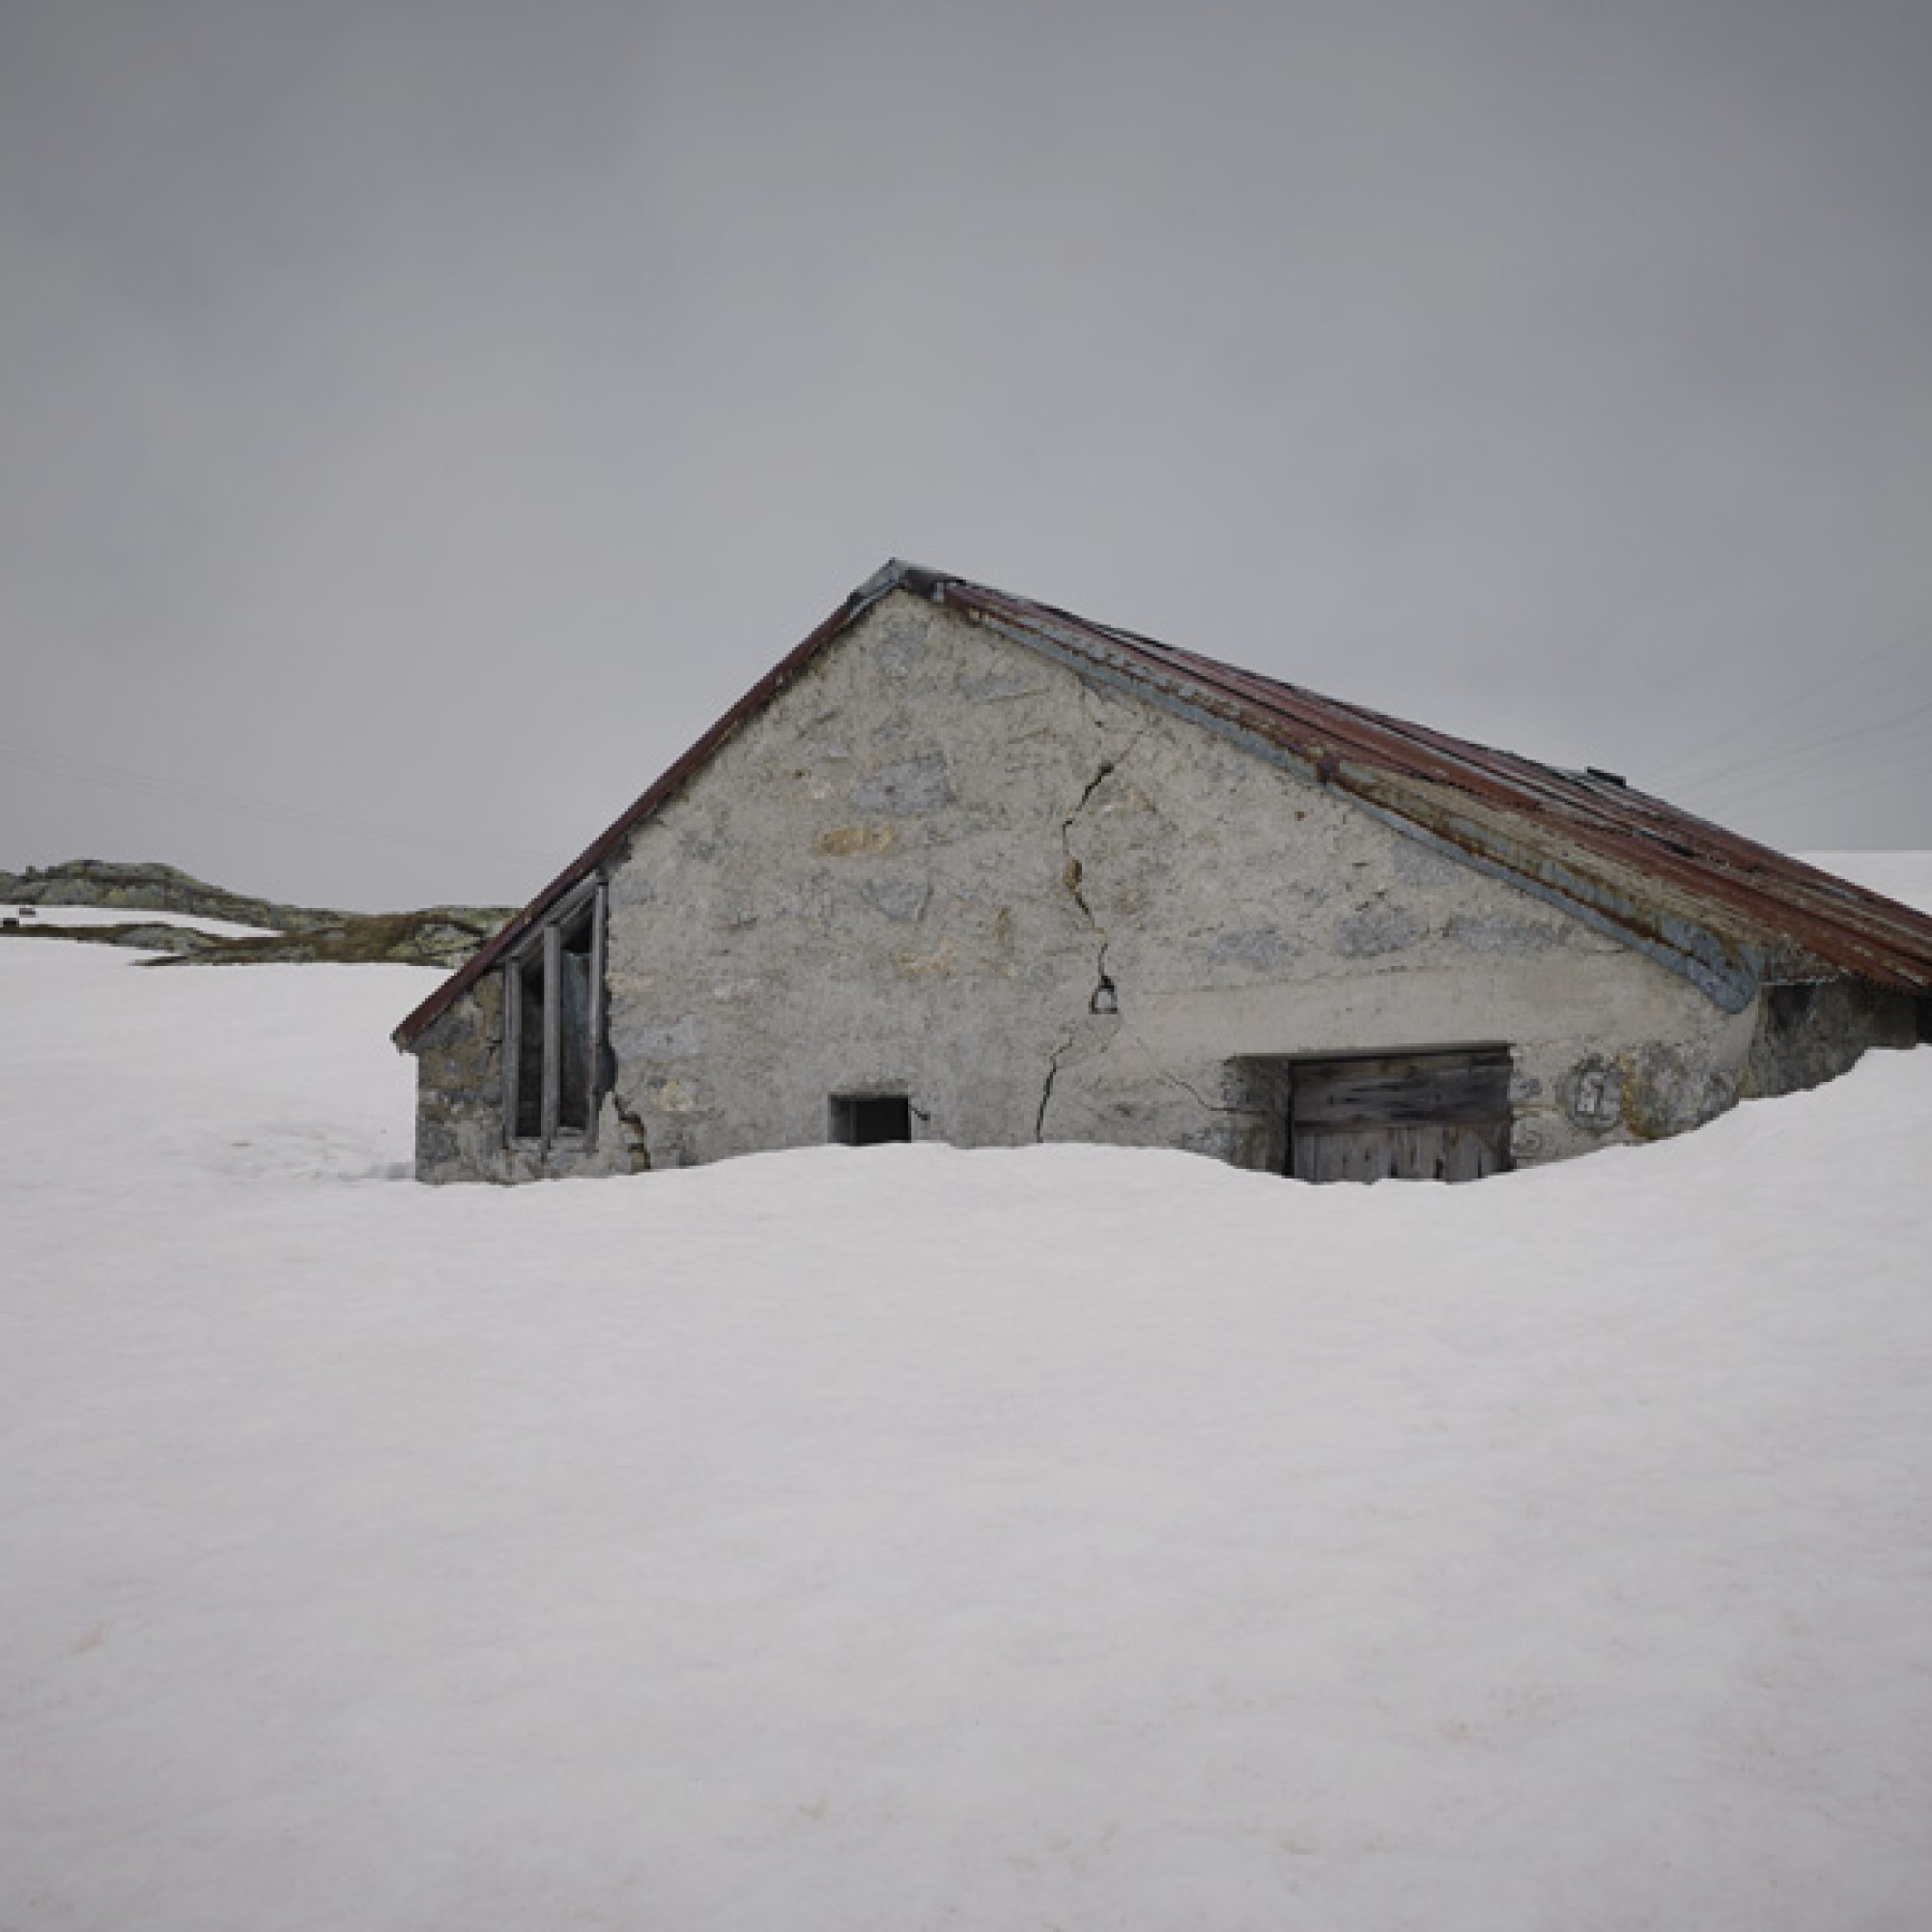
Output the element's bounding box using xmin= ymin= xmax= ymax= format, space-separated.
xmin=395 ymin=560 xmax=1932 ymax=1047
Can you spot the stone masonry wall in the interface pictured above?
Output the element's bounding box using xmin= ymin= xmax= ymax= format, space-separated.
xmin=1740 ymin=978 xmax=1918 ymax=1102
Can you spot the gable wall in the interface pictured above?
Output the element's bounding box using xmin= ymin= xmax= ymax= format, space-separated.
xmin=412 ymin=589 xmax=1804 ymax=1181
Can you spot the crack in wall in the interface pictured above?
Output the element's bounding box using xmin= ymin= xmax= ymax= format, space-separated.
xmin=609 ymin=1090 xmax=654 ymax=1171
xmin=1060 ymin=838 xmax=1117 ymax=1013
xmin=1035 ymin=1027 xmax=1074 ymax=1140
xmin=1058 ymin=726 xmax=1151 ymax=1009
xmin=1037 ymin=727 xmax=1149 ymax=1138
xmin=1145 ymin=1055 xmax=1246 ymax=1118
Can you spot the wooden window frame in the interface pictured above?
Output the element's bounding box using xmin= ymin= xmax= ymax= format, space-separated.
xmin=502 ymin=880 xmax=607 ymax=1152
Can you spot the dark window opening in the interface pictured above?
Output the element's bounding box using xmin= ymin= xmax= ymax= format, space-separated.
xmin=557 ymin=911 xmax=594 ymax=1133
xmin=1764 ymin=982 xmax=1820 ymax=1035
xmin=514 ymin=956 xmax=545 ymax=1140
xmin=504 ymin=885 xmax=606 ymax=1151
xmin=830 ymin=1094 xmax=913 ymax=1146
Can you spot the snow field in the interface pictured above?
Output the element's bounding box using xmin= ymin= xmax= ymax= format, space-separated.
xmin=3 ymin=911 xmax=1931 ymax=1930
xmin=2 ymin=905 xmax=280 ymax=938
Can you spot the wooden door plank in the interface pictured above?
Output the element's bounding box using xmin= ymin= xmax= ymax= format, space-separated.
xmin=1288 ymin=1047 xmax=1515 ymax=1183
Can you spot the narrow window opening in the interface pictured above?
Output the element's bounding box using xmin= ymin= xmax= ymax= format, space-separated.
xmin=504 ymin=884 xmax=606 ymax=1151
xmin=557 ymin=912 xmax=594 ymax=1133
xmin=514 ymin=956 xmax=545 ymax=1140
xmin=830 ymin=1094 xmax=913 ymax=1146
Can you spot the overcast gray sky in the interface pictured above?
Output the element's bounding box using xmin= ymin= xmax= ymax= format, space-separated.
xmin=3 ymin=0 xmax=1929 ymax=910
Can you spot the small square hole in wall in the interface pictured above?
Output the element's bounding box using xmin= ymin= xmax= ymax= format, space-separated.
xmin=830 ymin=1094 xmax=913 ymax=1145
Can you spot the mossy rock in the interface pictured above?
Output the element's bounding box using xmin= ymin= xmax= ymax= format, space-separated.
xmin=154 ymin=909 xmax=515 ymax=970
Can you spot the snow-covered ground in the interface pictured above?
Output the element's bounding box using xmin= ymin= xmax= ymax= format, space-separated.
xmin=4 ymin=868 xmax=1931 ymax=1931
xmin=2 ymin=904 xmax=279 ymax=938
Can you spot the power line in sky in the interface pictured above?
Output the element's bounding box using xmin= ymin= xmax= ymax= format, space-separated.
xmin=1645 ymin=617 xmax=1932 ymax=794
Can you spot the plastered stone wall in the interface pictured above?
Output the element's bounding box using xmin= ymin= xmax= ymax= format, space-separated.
xmin=411 ymin=589 xmax=1903 ymax=1182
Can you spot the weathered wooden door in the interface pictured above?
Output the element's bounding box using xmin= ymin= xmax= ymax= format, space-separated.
xmin=1288 ymin=1048 xmax=1513 ymax=1183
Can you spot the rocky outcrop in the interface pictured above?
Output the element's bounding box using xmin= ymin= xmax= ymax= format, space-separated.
xmin=159 ymin=909 xmax=515 ymax=969
xmin=1 ymin=859 xmax=338 ymax=932
xmin=0 ymin=861 xmax=515 ymax=970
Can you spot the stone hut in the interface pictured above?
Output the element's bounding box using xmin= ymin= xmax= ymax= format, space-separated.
xmin=395 ymin=561 xmax=1932 ymax=1184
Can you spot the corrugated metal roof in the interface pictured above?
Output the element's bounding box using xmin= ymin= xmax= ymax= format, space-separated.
xmin=395 ymin=560 xmax=1932 ymax=1048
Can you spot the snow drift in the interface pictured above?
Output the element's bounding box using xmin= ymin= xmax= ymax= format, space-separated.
xmin=3 ymin=890 xmax=1930 ymax=1929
